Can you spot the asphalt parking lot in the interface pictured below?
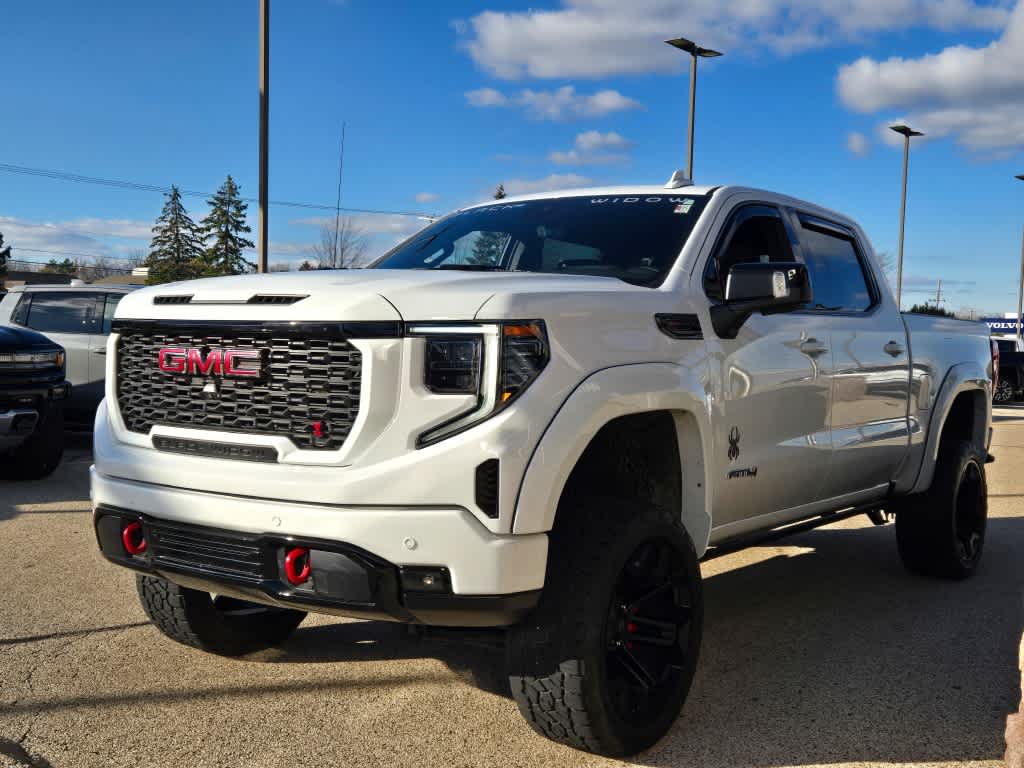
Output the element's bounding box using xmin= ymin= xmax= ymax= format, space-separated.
xmin=1 ymin=414 xmax=1022 ymax=768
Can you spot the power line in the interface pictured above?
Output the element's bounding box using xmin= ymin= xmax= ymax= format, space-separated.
xmin=13 ymin=246 xmax=138 ymax=262
xmin=0 ymin=162 xmax=431 ymax=218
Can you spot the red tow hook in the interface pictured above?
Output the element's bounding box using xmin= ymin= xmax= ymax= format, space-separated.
xmin=122 ymin=521 xmax=147 ymax=555
xmin=284 ymin=547 xmax=311 ymax=586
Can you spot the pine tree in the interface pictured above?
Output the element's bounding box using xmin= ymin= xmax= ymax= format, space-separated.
xmin=200 ymin=175 xmax=255 ymax=276
xmin=145 ymin=186 xmax=205 ymax=285
xmin=468 ymin=184 xmax=509 ymax=265
xmin=0 ymin=232 xmax=10 ymax=279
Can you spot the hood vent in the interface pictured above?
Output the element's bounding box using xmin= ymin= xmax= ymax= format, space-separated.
xmin=153 ymin=295 xmax=193 ymax=305
xmin=247 ymin=294 xmax=308 ymax=305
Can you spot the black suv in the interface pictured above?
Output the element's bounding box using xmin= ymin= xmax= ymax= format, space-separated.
xmin=0 ymin=324 xmax=70 ymax=479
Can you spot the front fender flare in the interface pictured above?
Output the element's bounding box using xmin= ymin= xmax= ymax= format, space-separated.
xmin=512 ymin=363 xmax=713 ymax=555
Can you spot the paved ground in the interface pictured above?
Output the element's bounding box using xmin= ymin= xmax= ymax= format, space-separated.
xmin=1 ymin=416 xmax=1022 ymax=768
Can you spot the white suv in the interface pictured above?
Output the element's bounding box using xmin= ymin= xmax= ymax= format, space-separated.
xmin=0 ymin=284 xmax=139 ymax=423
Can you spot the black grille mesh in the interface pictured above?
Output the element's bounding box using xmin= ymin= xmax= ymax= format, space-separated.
xmin=148 ymin=522 xmax=265 ymax=582
xmin=116 ymin=326 xmax=362 ymax=451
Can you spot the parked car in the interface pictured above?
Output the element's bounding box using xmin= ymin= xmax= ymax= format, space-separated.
xmin=0 ymin=324 xmax=70 ymax=479
xmin=91 ymin=182 xmax=994 ymax=756
xmin=993 ymin=337 xmax=1023 ymax=403
xmin=0 ymin=284 xmax=139 ymax=424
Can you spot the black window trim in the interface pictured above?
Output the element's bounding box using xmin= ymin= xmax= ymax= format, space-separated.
xmin=791 ymin=210 xmax=882 ymax=317
xmin=702 ymin=202 xmax=796 ymax=302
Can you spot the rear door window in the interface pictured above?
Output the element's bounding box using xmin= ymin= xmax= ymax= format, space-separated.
xmin=23 ymin=292 xmax=101 ymax=334
xmin=798 ymin=218 xmax=875 ymax=313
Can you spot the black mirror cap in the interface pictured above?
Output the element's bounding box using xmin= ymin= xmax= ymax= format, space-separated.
xmin=711 ymin=262 xmax=812 ymax=339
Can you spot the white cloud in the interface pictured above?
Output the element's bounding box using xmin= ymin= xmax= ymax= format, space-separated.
xmin=0 ymin=215 xmax=152 ymax=269
xmin=549 ymin=130 xmax=634 ymax=165
xmin=415 ymin=192 xmax=440 ymax=204
xmin=465 ymin=87 xmax=507 ymax=107
xmin=500 ymin=174 xmax=593 ymax=196
xmin=465 ymin=85 xmax=642 ymax=121
xmin=838 ymin=2 xmax=1024 ymax=150
xmin=460 ymin=0 xmax=1011 ymax=80
xmin=846 ymin=131 xmax=870 ymax=156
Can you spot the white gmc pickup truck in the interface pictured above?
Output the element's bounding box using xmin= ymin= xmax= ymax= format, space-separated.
xmin=92 ymin=182 xmax=995 ymax=756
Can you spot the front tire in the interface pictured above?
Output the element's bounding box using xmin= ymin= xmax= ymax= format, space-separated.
xmin=895 ymin=439 xmax=987 ymax=579
xmin=136 ymin=575 xmax=306 ymax=656
xmin=506 ymin=498 xmax=703 ymax=756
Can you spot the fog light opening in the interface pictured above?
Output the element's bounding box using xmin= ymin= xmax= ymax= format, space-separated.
xmin=121 ymin=521 xmax=147 ymax=556
xmin=284 ymin=547 xmax=311 ymax=586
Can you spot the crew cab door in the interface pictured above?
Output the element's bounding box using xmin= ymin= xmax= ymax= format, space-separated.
xmin=702 ymin=204 xmax=834 ymax=528
xmin=793 ymin=213 xmax=910 ymax=497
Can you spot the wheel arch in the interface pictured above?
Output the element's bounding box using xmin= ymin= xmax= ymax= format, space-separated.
xmin=512 ymin=364 xmax=712 ymax=556
xmin=909 ymin=362 xmax=991 ymax=495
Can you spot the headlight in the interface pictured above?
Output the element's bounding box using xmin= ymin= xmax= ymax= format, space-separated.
xmin=412 ymin=321 xmax=549 ymax=446
xmin=0 ymin=349 xmax=65 ymax=370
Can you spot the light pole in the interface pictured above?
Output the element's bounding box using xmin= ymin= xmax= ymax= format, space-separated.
xmin=890 ymin=124 xmax=924 ymax=309
xmin=665 ymin=37 xmax=722 ymax=182
xmin=1016 ymin=174 xmax=1024 ymax=343
xmin=257 ymin=0 xmax=270 ymax=273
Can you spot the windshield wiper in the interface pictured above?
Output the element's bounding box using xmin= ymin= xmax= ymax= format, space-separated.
xmin=436 ymin=264 xmax=507 ymax=271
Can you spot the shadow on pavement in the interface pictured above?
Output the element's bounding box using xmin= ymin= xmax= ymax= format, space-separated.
xmin=0 ymin=622 xmax=149 ymax=647
xmin=260 ymin=518 xmax=1020 ymax=766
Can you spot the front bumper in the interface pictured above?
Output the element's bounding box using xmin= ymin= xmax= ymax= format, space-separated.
xmin=0 ymin=409 xmax=38 ymax=451
xmin=91 ymin=469 xmax=547 ymax=627
xmin=0 ymin=382 xmax=70 ymax=450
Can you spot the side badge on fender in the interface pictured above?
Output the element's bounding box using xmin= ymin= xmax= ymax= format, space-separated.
xmin=728 ymin=426 xmax=741 ymax=461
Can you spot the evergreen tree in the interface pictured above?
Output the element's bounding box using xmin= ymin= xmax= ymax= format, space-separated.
xmin=145 ymin=186 xmax=205 ymax=285
xmin=0 ymin=232 xmax=10 ymax=279
xmin=200 ymin=175 xmax=255 ymax=276
xmin=468 ymin=184 xmax=509 ymax=265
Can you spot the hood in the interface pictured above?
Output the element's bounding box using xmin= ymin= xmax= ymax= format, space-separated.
xmin=0 ymin=324 xmax=62 ymax=352
xmin=116 ymin=269 xmax=649 ymax=323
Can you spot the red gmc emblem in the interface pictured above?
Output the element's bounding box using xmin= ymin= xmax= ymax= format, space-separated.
xmin=158 ymin=347 xmax=262 ymax=378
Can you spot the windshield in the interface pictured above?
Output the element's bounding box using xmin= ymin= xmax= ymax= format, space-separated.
xmin=372 ymin=194 xmax=709 ymax=286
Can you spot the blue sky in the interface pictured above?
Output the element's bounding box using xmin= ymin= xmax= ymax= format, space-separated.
xmin=2 ymin=0 xmax=1023 ymax=313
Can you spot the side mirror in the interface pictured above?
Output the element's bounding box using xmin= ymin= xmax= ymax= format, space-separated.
xmin=710 ymin=261 xmax=811 ymax=339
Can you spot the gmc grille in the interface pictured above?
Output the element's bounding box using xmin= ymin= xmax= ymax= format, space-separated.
xmin=115 ymin=323 xmax=362 ymax=451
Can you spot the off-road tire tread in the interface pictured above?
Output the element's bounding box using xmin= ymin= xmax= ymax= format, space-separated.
xmin=136 ymin=575 xmax=305 ymax=656
xmin=507 ymin=497 xmax=702 ymax=756
xmin=895 ymin=438 xmax=987 ymax=579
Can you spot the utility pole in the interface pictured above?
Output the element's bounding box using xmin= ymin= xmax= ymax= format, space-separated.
xmin=257 ymin=0 xmax=269 ymax=273
xmin=665 ymin=37 xmax=722 ymax=181
xmin=933 ymin=279 xmax=943 ymax=309
xmin=332 ymin=123 xmax=346 ymax=267
xmin=1015 ymin=174 xmax=1024 ymax=342
xmin=890 ymin=124 xmax=924 ymax=310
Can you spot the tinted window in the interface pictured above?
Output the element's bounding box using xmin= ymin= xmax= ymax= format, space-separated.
xmin=799 ymin=224 xmax=873 ymax=312
xmin=102 ymin=294 xmax=124 ymax=334
xmin=705 ymin=208 xmax=793 ymax=300
xmin=24 ymin=292 xmax=100 ymax=334
xmin=374 ymin=195 xmax=710 ymax=287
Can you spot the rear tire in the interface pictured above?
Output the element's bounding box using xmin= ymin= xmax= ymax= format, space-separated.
xmin=895 ymin=439 xmax=987 ymax=579
xmin=506 ymin=497 xmax=703 ymax=756
xmin=1 ymin=406 xmax=64 ymax=481
xmin=136 ymin=575 xmax=306 ymax=656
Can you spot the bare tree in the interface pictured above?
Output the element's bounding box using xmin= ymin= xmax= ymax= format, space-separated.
xmin=311 ymin=217 xmax=369 ymax=269
xmin=269 ymin=262 xmax=292 ymax=272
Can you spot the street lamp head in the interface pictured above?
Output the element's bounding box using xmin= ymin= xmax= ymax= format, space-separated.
xmin=890 ymin=124 xmax=924 ymax=138
xmin=665 ymin=37 xmax=722 ymax=57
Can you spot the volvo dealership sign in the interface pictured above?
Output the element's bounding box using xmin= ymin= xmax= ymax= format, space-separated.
xmin=984 ymin=316 xmax=1021 ymax=334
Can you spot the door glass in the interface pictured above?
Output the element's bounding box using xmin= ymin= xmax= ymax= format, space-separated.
xmin=800 ymin=226 xmax=874 ymax=312
xmin=24 ymin=293 xmax=100 ymax=334
xmin=705 ymin=209 xmax=794 ymax=300
xmin=102 ymin=294 xmax=124 ymax=334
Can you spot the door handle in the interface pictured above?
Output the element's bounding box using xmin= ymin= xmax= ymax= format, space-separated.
xmin=92 ymin=349 xmax=107 ymax=355
xmin=799 ymin=339 xmax=829 ymax=357
xmin=884 ymin=340 xmax=905 ymax=357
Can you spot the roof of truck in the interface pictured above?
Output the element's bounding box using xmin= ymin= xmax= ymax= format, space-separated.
xmin=463 ymin=185 xmax=720 ymax=209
